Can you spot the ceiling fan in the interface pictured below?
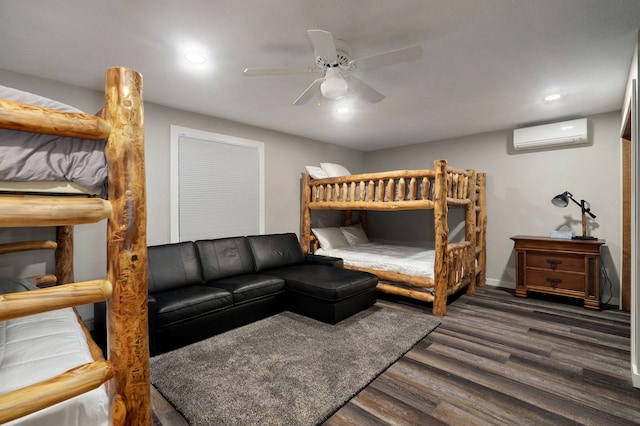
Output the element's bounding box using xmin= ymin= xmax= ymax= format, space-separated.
xmin=243 ymin=30 xmax=423 ymax=105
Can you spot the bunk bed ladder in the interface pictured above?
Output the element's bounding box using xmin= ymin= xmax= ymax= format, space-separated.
xmin=0 ymin=66 xmax=150 ymax=425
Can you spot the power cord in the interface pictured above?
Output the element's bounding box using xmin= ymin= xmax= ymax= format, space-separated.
xmin=600 ymin=265 xmax=613 ymax=305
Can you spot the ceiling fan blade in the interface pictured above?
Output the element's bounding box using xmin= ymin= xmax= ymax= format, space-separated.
xmin=349 ymin=45 xmax=423 ymax=70
xmin=307 ymin=29 xmax=337 ymax=64
xmin=345 ymin=75 xmax=385 ymax=104
xmin=293 ymin=78 xmax=323 ymax=105
xmin=243 ymin=67 xmax=321 ymax=76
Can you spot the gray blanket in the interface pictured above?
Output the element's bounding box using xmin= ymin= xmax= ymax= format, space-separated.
xmin=0 ymin=85 xmax=107 ymax=192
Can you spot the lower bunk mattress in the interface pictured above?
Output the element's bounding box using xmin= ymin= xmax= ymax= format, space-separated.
xmin=315 ymin=242 xmax=435 ymax=279
xmin=0 ymin=307 xmax=110 ymax=426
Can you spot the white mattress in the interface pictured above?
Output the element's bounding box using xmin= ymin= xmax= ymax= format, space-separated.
xmin=0 ymin=181 xmax=100 ymax=196
xmin=0 ymin=308 xmax=110 ymax=426
xmin=316 ymin=242 xmax=435 ymax=278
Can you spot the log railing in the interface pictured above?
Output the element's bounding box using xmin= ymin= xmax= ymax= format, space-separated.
xmin=304 ymin=166 xmax=475 ymax=212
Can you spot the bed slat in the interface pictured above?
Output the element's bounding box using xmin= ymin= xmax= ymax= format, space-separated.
xmin=0 ymin=240 xmax=57 ymax=254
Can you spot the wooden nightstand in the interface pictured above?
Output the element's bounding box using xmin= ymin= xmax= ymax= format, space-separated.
xmin=511 ymin=236 xmax=605 ymax=310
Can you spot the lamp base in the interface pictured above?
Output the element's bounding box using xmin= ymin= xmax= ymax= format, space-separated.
xmin=572 ymin=235 xmax=597 ymax=240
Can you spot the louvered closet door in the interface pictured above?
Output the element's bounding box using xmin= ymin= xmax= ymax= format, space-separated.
xmin=172 ymin=127 xmax=264 ymax=242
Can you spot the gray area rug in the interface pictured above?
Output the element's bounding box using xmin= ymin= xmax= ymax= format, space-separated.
xmin=150 ymin=306 xmax=439 ymax=425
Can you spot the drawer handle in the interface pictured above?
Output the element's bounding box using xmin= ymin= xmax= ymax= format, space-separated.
xmin=546 ymin=277 xmax=562 ymax=287
xmin=546 ymin=259 xmax=562 ymax=270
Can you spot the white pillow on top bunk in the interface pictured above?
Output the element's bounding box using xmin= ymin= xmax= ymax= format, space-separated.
xmin=320 ymin=163 xmax=351 ymax=177
xmin=312 ymin=227 xmax=349 ymax=250
xmin=305 ymin=165 xmax=328 ymax=179
xmin=340 ymin=223 xmax=369 ymax=246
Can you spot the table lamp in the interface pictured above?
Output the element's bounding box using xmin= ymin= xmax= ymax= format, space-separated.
xmin=551 ymin=191 xmax=597 ymax=240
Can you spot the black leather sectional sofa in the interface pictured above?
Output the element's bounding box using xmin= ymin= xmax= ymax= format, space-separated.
xmin=144 ymin=233 xmax=378 ymax=355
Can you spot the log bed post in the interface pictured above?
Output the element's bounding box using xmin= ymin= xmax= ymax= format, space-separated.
xmin=476 ymin=172 xmax=487 ymax=287
xmin=102 ymin=67 xmax=151 ymax=426
xmin=433 ymin=159 xmax=449 ymax=316
xmin=301 ymin=173 xmax=312 ymax=253
xmin=465 ymin=170 xmax=477 ymax=295
xmin=55 ymin=225 xmax=74 ymax=284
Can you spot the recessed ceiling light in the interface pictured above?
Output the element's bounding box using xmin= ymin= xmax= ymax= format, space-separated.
xmin=184 ymin=51 xmax=207 ymax=64
xmin=544 ymin=93 xmax=562 ymax=102
xmin=336 ymin=105 xmax=350 ymax=114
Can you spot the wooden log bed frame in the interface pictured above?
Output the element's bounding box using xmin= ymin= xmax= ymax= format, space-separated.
xmin=0 ymin=67 xmax=150 ymax=425
xmin=300 ymin=159 xmax=487 ymax=316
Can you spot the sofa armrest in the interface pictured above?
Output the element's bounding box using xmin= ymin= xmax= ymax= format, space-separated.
xmin=304 ymin=253 xmax=344 ymax=268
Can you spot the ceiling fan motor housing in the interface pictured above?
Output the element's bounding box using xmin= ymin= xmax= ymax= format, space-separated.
xmin=314 ymin=39 xmax=352 ymax=69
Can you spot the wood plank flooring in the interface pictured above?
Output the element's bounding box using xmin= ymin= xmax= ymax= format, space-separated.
xmin=152 ymin=286 xmax=640 ymax=425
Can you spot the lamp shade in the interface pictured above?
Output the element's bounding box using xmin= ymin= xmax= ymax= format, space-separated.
xmin=320 ymin=68 xmax=348 ymax=100
xmin=551 ymin=192 xmax=570 ymax=207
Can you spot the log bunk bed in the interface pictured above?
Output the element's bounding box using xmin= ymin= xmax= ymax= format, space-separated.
xmin=0 ymin=67 xmax=150 ymax=425
xmin=300 ymin=159 xmax=487 ymax=316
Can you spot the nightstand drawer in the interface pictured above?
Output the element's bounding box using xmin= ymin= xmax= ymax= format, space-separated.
xmin=526 ymin=252 xmax=583 ymax=272
xmin=526 ymin=269 xmax=584 ymax=292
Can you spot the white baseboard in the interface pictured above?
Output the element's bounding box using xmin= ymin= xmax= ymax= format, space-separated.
xmin=484 ymin=278 xmax=514 ymax=289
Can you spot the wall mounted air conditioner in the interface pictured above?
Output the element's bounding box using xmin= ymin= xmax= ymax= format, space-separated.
xmin=513 ymin=118 xmax=588 ymax=151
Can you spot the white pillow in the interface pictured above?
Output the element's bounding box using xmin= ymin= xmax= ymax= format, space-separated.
xmin=312 ymin=227 xmax=350 ymax=250
xmin=305 ymin=165 xmax=328 ymax=179
xmin=320 ymin=162 xmax=351 ymax=177
xmin=340 ymin=223 xmax=369 ymax=246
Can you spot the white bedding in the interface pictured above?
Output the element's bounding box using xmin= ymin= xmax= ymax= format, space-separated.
xmin=315 ymin=242 xmax=435 ymax=278
xmin=0 ymin=308 xmax=110 ymax=426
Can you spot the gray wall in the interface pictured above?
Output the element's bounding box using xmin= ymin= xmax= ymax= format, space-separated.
xmin=363 ymin=111 xmax=623 ymax=305
xmin=0 ymin=68 xmax=364 ymax=323
xmin=143 ymin=102 xmax=364 ymax=245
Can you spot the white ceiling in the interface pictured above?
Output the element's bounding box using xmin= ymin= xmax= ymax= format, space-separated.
xmin=1 ymin=0 xmax=639 ymax=151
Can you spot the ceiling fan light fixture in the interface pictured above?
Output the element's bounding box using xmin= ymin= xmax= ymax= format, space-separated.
xmin=320 ymin=68 xmax=348 ymax=100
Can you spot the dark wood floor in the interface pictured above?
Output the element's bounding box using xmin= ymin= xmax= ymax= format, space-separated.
xmin=152 ymin=286 xmax=640 ymax=425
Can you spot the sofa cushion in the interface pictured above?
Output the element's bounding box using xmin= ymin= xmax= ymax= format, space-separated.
xmin=208 ymin=274 xmax=285 ymax=304
xmin=148 ymin=242 xmax=203 ymax=293
xmin=195 ymin=237 xmax=255 ymax=281
xmin=153 ymin=285 xmax=233 ymax=328
xmin=267 ymin=264 xmax=378 ymax=302
xmin=246 ymin=233 xmax=305 ymax=272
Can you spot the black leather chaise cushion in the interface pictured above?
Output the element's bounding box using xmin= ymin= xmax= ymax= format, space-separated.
xmin=268 ymin=264 xmax=378 ymax=302
xmin=148 ymin=242 xmax=203 ymax=293
xmin=247 ymin=233 xmax=305 ymax=272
